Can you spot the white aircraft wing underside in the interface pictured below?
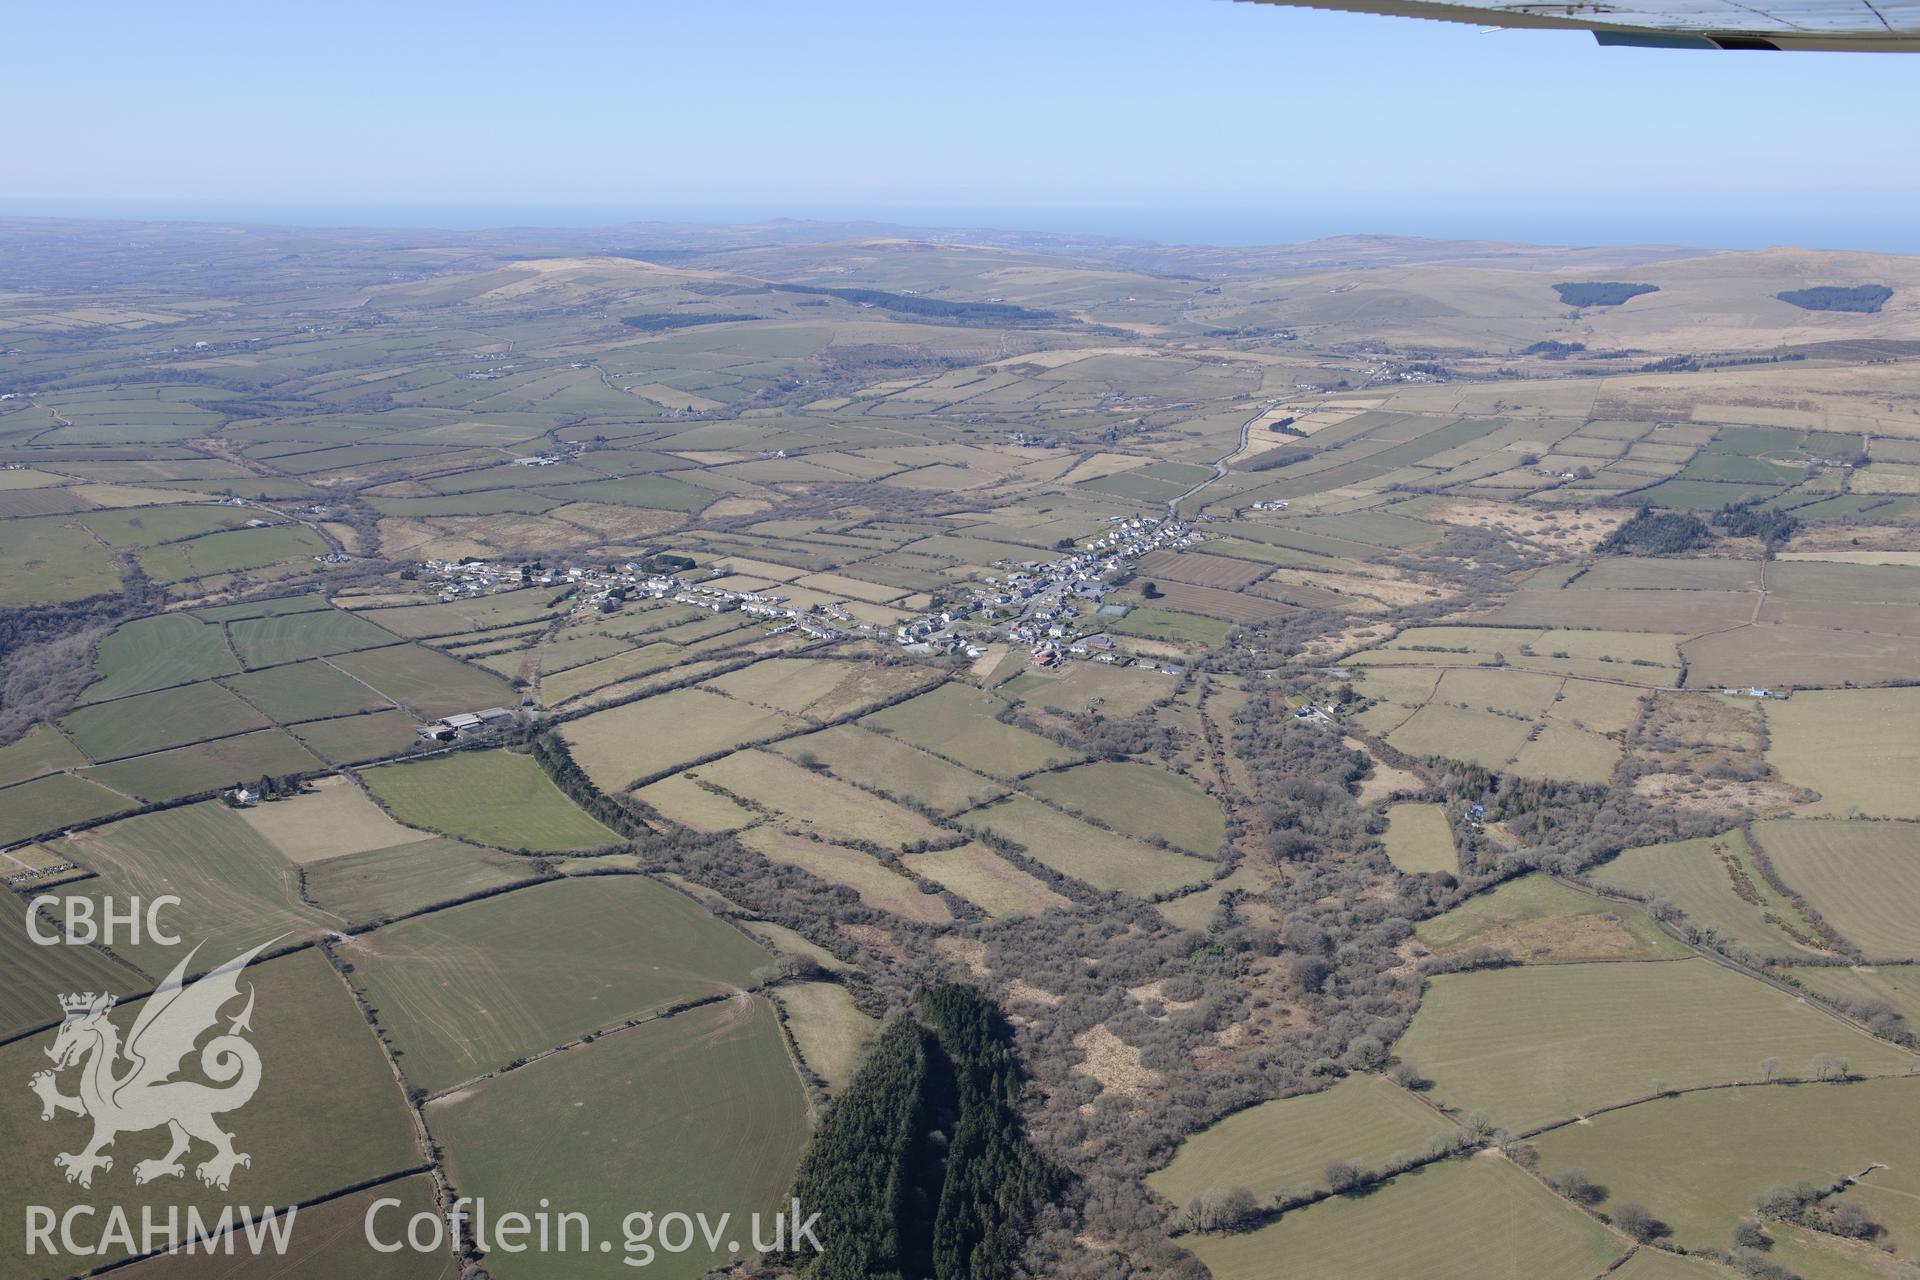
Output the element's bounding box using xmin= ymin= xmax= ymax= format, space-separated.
xmin=1241 ymin=0 xmax=1920 ymax=49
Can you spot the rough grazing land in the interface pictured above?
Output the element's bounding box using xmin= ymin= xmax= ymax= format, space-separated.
xmin=1416 ymin=874 xmax=1688 ymax=963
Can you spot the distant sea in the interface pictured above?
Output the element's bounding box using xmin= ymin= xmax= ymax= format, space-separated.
xmin=6 ymin=197 xmax=1920 ymax=255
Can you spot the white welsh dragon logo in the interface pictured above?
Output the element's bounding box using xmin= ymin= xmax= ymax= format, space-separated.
xmin=30 ymin=940 xmax=271 ymax=1191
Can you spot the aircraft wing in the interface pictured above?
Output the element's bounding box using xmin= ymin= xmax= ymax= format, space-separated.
xmin=1240 ymin=0 xmax=1920 ymax=49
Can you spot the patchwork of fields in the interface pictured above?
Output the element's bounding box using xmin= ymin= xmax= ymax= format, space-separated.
xmin=6 ymin=223 xmax=1920 ymax=1280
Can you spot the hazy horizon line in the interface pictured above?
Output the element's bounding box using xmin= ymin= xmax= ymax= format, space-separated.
xmin=4 ymin=198 xmax=1920 ymax=257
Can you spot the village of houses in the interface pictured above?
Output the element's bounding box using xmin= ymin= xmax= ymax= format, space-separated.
xmin=422 ymin=511 xmax=1208 ymax=696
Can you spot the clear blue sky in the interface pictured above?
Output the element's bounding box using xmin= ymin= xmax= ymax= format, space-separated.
xmin=6 ymin=0 xmax=1918 ymax=250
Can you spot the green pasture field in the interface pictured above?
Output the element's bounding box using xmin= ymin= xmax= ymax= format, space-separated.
xmin=343 ymin=876 xmax=768 ymax=1093
xmin=292 ymin=709 xmax=429 ymax=764
xmin=1632 ymin=478 xmax=1786 ymax=509
xmin=0 ymin=722 xmax=88 ymax=787
xmin=0 ymin=906 xmax=135 ymax=1040
xmin=443 ymin=618 xmax=563 ymax=657
xmin=112 ymin=1176 xmax=457 ymax=1280
xmin=1753 ymin=819 xmax=1920 ymax=957
xmin=1386 ymin=701 xmax=1534 ymax=770
xmin=900 ymin=843 xmax=1071 ymax=916
xmin=359 ymin=749 xmax=617 ymax=851
xmin=0 ymin=950 xmax=420 ymax=1269
xmin=1574 ymin=560 xmax=1763 ymax=593
xmin=961 ymin=794 xmax=1212 ymax=897
xmin=1149 ymin=1074 xmax=1453 ymax=1208
xmin=79 ymin=613 xmax=240 ymax=702
xmin=0 ymin=486 xmax=92 ymax=518
xmin=1763 ymin=1222 xmax=1920 ymax=1279
xmin=223 ymin=658 xmax=392 ymax=721
xmin=1209 ymin=525 xmax=1374 ymax=568
xmin=559 ymin=687 xmax=805 ymax=790
xmin=61 ymin=680 xmax=269 ymax=760
xmin=1481 ymin=586 xmax=1758 ymax=636
xmin=1606 ymin=1251 xmax=1727 ymax=1280
xmin=633 ymin=771 xmax=761 ymax=832
xmin=999 ymin=659 xmax=1172 ymax=718
xmin=775 ymin=980 xmax=879 ymax=1094
xmin=1549 ymin=678 xmax=1648 ymax=735
xmin=1136 ymin=580 xmax=1293 ymax=625
xmin=327 ymin=644 xmax=518 ymax=719
xmin=1299 ymin=509 xmax=1442 ymax=548
xmin=1435 ymin=667 xmax=1579 ymax=718
xmin=532 ymin=473 xmax=718 ymax=512
xmin=301 ymin=836 xmax=541 ymax=924
xmin=1352 ymin=664 xmax=1442 ymax=710
xmin=1188 ymin=1153 xmax=1624 ymax=1280
xmin=1079 ymin=470 xmax=1188 ymax=503
xmin=429 ymin=995 xmax=808 ymax=1280
xmin=1765 ymin=689 xmax=1920 ymax=818
xmin=699 ymin=655 xmax=933 ymax=720
xmin=1785 ymin=964 xmax=1920 ymax=1029
xmin=75 ymin=504 xmax=257 ymax=547
xmin=690 ymin=750 xmax=948 ymax=849
xmin=1592 ymin=830 xmax=1826 ymax=958
xmin=1683 ymin=621 xmax=1920 ymax=690
xmin=1108 ymin=605 xmax=1233 ymax=647
xmin=228 ymin=608 xmax=400 ymax=666
xmin=46 ymin=801 xmax=334 ymax=974
xmin=1355 ymin=631 xmax=1682 ymax=688
xmin=861 ymin=683 xmax=1081 ymax=777
xmin=1532 ymin=1077 xmax=1920 ymax=1254
xmin=540 ymin=647 xmax=742 ymax=711
xmin=1679 ymin=449 xmax=1804 ymax=485
xmin=740 ymin=920 xmax=854 ymax=974
xmin=1510 ymin=721 xmax=1621 ymax=784
xmin=0 ymin=773 xmax=136 ymax=844
xmin=422 ymin=460 xmax=605 ymax=494
xmin=348 ymin=589 xmax=565 ymax=639
xmin=1395 ymin=959 xmax=1914 ymax=1131
xmin=370 ymin=489 xmax=563 ymax=517
xmin=1026 ymin=761 xmax=1226 ymax=855
xmin=743 ymin=827 xmax=952 ymax=923
xmin=234 ymin=775 xmax=433 ymax=864
xmin=0 ymin=467 xmax=67 ymax=489
xmin=1415 ymin=874 xmax=1686 ymax=963
xmin=0 ymin=515 xmax=121 ymax=604
xmin=267 ymin=441 xmax=454 ymax=475
xmin=193 ymin=591 xmax=333 ymax=622
xmin=136 ymin=523 xmax=329 ymax=580
xmin=771 ymin=724 xmax=1007 ymax=815
xmin=470 ymin=629 xmax=622 ymax=676
xmin=81 ymin=728 xmax=322 ymax=802
xmin=1382 ymin=802 xmax=1458 ymax=874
